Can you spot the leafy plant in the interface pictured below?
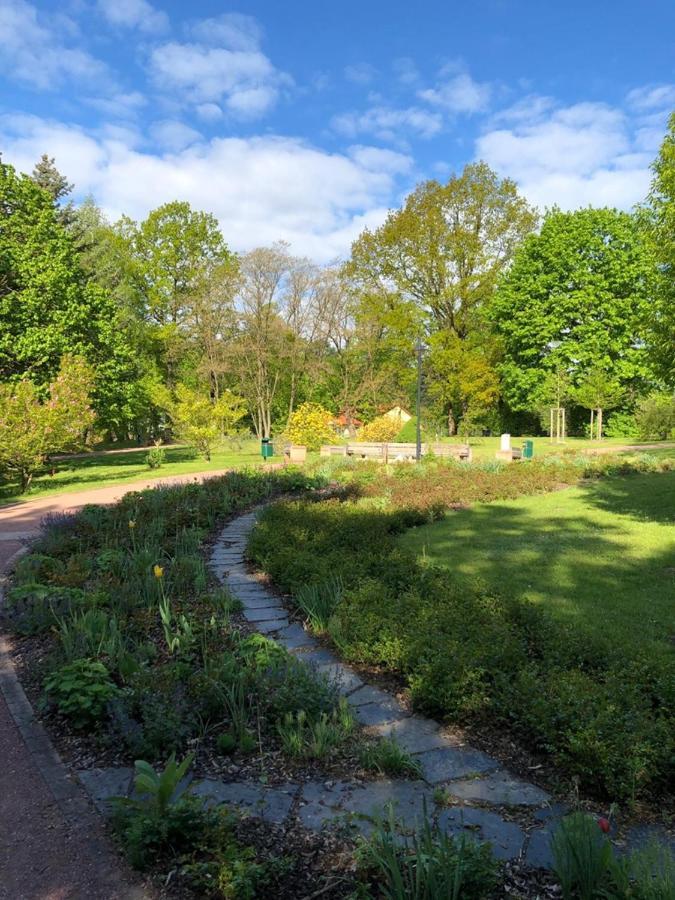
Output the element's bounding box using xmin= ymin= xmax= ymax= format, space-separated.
xmin=277 ymin=700 xmax=353 ymax=759
xmin=44 ymin=658 xmax=119 ymax=727
xmin=145 ymin=441 xmax=165 ymax=470
xmin=359 ymin=737 xmax=423 ymax=778
xmin=551 ymin=812 xmax=617 ymax=900
xmin=357 ymin=803 xmax=498 ymax=899
xmin=131 ymin=752 xmax=195 ymax=817
xmin=295 ymin=575 xmax=344 ymax=633
xmin=285 ymin=401 xmax=334 ymax=450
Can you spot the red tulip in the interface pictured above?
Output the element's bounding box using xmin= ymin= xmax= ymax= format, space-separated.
xmin=598 ymin=817 xmax=610 ymax=833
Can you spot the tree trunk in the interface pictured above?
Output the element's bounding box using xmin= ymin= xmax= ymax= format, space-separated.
xmin=597 ymin=408 xmax=603 ymax=440
xmin=590 ymin=408 xmax=594 ymax=441
xmin=448 ymin=409 xmax=456 ymax=436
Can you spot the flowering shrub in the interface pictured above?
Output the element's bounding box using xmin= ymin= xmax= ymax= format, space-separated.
xmin=285 ymin=402 xmax=334 ymax=450
xmin=358 ymin=415 xmax=401 ymax=442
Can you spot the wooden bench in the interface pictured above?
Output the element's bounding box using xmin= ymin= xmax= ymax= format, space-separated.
xmin=430 ymin=443 xmax=472 ymax=462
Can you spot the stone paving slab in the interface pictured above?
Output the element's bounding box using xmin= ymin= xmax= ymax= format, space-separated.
xmin=242 ymin=606 xmax=287 ymax=623
xmin=352 ymin=698 xmax=410 ymax=728
xmin=257 ymin=617 xmax=290 ymax=634
xmin=192 ymin=778 xmax=298 ymax=824
xmin=77 ymin=767 xmax=134 ymax=815
xmin=276 ymin=623 xmax=317 ymax=651
xmin=340 ymin=780 xmax=433 ymax=833
xmin=297 ymin=781 xmax=352 ymax=830
xmin=314 ymin=663 xmax=363 ymax=695
xmin=445 ymin=771 xmax=550 ymax=805
xmin=438 ymin=806 xmax=525 ymax=861
xmin=370 ymin=717 xmax=451 ymax=754
xmin=414 ymin=747 xmax=499 ymax=785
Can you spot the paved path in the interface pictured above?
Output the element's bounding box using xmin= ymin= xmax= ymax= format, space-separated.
xmin=0 ymin=469 xmax=255 ymax=899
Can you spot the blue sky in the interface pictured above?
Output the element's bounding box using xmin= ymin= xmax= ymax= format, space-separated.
xmin=1 ymin=0 xmax=674 ymax=260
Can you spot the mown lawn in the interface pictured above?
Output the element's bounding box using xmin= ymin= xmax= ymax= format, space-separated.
xmin=463 ymin=435 xmax=675 ymax=462
xmin=400 ymin=471 xmax=675 ymax=657
xmin=0 ymin=441 xmax=267 ymax=505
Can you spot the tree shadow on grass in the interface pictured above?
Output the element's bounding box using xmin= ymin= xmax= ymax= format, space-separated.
xmin=580 ymin=470 xmax=675 ymax=525
xmin=409 ymin=496 xmax=675 ymax=652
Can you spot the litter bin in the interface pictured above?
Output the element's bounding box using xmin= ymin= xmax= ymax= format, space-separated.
xmin=522 ymin=439 xmax=534 ymax=460
xmin=260 ymin=438 xmax=274 ymax=459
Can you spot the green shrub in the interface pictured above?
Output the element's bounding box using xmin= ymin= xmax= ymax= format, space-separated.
xmin=145 ymin=442 xmax=165 ymax=470
xmin=604 ymin=411 xmax=639 ymax=438
xmin=3 ymin=583 xmax=88 ymax=635
xmin=44 ymin=658 xmax=119 ymax=727
xmin=247 ymin=472 xmax=675 ymax=800
xmin=635 ymin=393 xmax=675 ymax=441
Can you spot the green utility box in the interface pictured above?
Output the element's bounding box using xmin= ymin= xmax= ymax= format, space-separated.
xmin=522 ymin=439 xmax=534 ymax=460
xmin=261 ymin=438 xmax=274 ymax=459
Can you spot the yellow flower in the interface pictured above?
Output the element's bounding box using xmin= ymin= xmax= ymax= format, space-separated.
xmin=128 ymin=520 xmax=136 ymax=529
xmin=153 ymin=564 xmax=164 ymax=579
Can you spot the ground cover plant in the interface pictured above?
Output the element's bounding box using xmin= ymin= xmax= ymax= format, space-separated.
xmin=2 ymin=467 xmax=382 ymax=893
xmin=247 ymin=455 xmax=675 ymax=802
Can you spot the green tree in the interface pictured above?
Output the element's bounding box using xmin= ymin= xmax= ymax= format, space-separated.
xmin=0 ymin=355 xmax=95 ymax=491
xmin=642 ymin=112 xmax=675 ymax=385
xmin=348 ymin=162 xmax=537 ymax=336
xmin=347 ymin=162 xmax=536 ymax=431
xmin=491 ymin=207 xmax=656 ymax=414
xmin=30 ymin=154 xmax=75 ymax=226
xmin=574 ymin=367 xmax=624 ymax=439
xmin=0 ymin=161 xmax=146 ymax=436
xmin=167 ymin=384 xmax=246 ymax=460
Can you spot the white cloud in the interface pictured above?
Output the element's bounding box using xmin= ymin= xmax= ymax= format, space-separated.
xmin=393 ymin=57 xmax=420 ymax=86
xmin=85 ymin=91 xmax=147 ymax=119
xmin=0 ymin=0 xmax=109 ymax=90
xmin=332 ymin=105 xmax=443 ymax=142
xmin=96 ymin=0 xmax=168 ymax=34
xmin=344 ymin=63 xmax=378 ymax=85
xmin=149 ymin=36 xmax=291 ymax=119
xmin=626 ymin=83 xmax=675 ymax=112
xmin=150 ymin=120 xmax=202 ymax=151
xmin=419 ymin=71 xmax=492 ymax=114
xmin=0 ymin=115 xmax=413 ymax=262
xmin=195 ymin=103 xmax=223 ymax=123
xmin=188 ymin=13 xmax=262 ymax=51
xmin=476 ymin=99 xmax=653 ymax=211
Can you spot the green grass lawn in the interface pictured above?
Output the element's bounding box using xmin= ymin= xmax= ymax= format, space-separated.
xmin=400 ymin=471 xmax=675 ymax=657
xmin=463 ymin=434 xmax=674 ymax=461
xmin=0 ymin=441 xmax=269 ymax=505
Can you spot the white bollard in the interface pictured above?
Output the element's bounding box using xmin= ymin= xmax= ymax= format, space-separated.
xmin=500 ymin=433 xmax=511 ymax=452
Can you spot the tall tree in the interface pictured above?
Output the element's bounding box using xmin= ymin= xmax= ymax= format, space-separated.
xmin=642 ymin=111 xmax=675 ymax=386
xmin=31 ymin=154 xmax=75 ymax=226
xmin=491 ymin=207 xmax=656 ymax=413
xmin=347 ymin=162 xmax=537 ymax=431
xmin=348 ymin=162 xmax=537 ymax=337
xmin=0 ymin=160 xmax=146 ymax=436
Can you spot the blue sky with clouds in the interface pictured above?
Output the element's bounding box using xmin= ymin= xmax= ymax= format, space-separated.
xmin=1 ymin=0 xmax=674 ymax=260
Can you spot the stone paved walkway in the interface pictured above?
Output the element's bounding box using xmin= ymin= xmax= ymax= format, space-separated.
xmin=77 ymin=507 xmax=564 ymax=869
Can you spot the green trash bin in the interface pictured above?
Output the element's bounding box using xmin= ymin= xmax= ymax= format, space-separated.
xmin=522 ymin=439 xmax=534 ymax=460
xmin=260 ymin=438 xmax=274 ymax=459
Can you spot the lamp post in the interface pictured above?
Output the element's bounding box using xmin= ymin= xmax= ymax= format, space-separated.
xmin=415 ymin=338 xmax=424 ymax=462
